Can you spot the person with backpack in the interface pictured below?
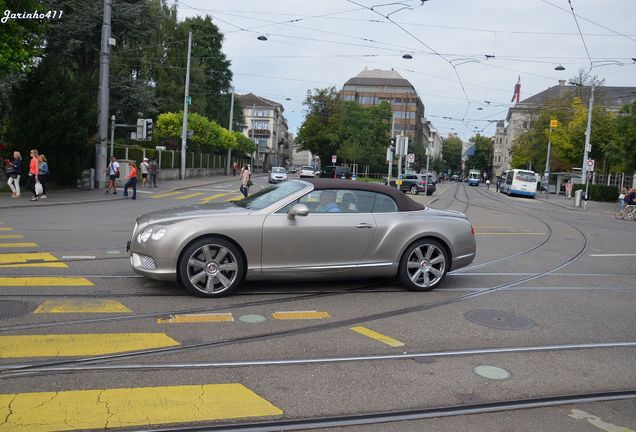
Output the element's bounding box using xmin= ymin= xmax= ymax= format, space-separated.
xmin=149 ymin=158 xmax=158 ymax=188
xmin=6 ymin=151 xmax=22 ymax=198
xmin=104 ymin=156 xmax=120 ymax=194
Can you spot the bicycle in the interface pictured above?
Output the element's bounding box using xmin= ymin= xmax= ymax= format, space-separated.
xmin=614 ymin=204 xmax=636 ymax=220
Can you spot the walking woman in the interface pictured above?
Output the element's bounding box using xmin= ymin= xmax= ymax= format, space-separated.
xmin=27 ymin=149 xmax=40 ymax=201
xmin=123 ymin=161 xmax=138 ymax=200
xmin=239 ymin=163 xmax=250 ymax=197
xmin=38 ymin=154 xmax=48 ymax=199
xmin=7 ymin=151 xmax=22 ymax=198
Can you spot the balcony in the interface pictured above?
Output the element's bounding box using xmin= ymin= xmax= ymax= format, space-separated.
xmin=248 ymin=129 xmax=271 ymax=137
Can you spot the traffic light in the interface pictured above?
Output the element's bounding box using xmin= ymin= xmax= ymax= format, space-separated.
xmin=389 ymin=137 xmax=396 ymax=152
xmin=145 ymin=119 xmax=153 ymax=141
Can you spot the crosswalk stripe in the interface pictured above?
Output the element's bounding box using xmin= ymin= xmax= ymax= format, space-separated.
xmin=0 ymin=333 xmax=180 ymax=358
xmin=150 ymin=191 xmax=184 ymax=199
xmin=0 ymin=243 xmax=38 ymax=248
xmin=0 ymin=227 xmax=15 ymax=231
xmin=34 ymin=299 xmax=132 ymax=313
xmin=198 ymin=192 xmax=231 ymax=203
xmin=158 ymin=312 xmax=234 ymax=323
xmin=227 ymin=194 xmax=245 ymax=201
xmin=0 ymin=252 xmax=67 ymax=268
xmin=351 ymin=325 xmax=405 ymax=347
xmin=174 ymin=192 xmax=206 ymax=200
xmin=273 ymin=311 xmax=330 ymax=320
xmin=0 ymin=277 xmax=93 ymax=286
xmin=0 ymin=383 xmax=283 ymax=431
xmin=0 ymin=234 xmax=24 ymax=239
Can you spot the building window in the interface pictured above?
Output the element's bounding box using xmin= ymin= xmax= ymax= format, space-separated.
xmin=252 ymin=120 xmax=269 ymax=130
xmin=359 ymin=96 xmax=375 ymax=105
xmin=343 ymin=94 xmax=355 ymax=101
xmin=253 ymin=109 xmax=271 ymax=117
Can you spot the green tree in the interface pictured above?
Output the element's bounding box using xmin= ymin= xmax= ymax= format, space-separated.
xmin=615 ymin=101 xmax=636 ymax=172
xmin=297 ymin=87 xmax=342 ymax=165
xmin=466 ymin=134 xmax=493 ymax=172
xmin=0 ymin=0 xmax=46 ymax=79
xmin=442 ymin=135 xmax=462 ymax=174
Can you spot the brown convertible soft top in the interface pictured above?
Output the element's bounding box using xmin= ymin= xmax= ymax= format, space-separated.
xmin=304 ymin=178 xmax=425 ymax=212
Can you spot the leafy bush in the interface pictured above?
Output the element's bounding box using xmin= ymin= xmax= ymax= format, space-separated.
xmin=572 ymin=184 xmax=619 ymax=202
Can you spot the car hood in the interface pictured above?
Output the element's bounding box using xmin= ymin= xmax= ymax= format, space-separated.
xmin=136 ymin=202 xmax=251 ymax=226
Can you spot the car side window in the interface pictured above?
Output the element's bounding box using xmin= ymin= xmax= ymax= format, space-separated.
xmin=372 ymin=193 xmax=398 ymax=213
xmin=276 ymin=190 xmax=375 ymax=214
xmin=405 ymin=174 xmax=416 ymax=180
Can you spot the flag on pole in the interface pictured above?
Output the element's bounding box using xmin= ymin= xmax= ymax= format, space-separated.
xmin=511 ymin=76 xmax=521 ymax=103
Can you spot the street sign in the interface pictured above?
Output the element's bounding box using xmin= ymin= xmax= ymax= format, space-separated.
xmin=332 ymin=155 xmax=336 ymax=164
xmin=186 ymin=95 xmax=192 ymax=106
xmin=587 ymin=159 xmax=595 ymax=171
xmin=407 ymin=153 xmax=415 ymax=163
xmin=550 ymin=119 xmax=558 ymax=129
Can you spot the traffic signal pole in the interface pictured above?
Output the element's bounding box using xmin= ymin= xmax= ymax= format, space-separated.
xmin=97 ymin=0 xmax=112 ymax=189
xmin=180 ymin=31 xmax=192 ymax=180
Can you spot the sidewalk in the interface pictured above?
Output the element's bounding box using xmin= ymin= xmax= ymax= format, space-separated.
xmin=0 ymin=173 xmax=258 ymax=210
xmin=533 ymin=189 xmax=617 ymax=215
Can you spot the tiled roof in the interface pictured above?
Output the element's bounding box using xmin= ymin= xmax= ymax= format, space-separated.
xmin=343 ymin=68 xmax=414 ymax=89
xmin=238 ymin=93 xmax=283 ymax=110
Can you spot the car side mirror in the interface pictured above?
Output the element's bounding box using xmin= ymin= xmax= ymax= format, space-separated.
xmin=287 ymin=204 xmax=310 ymax=220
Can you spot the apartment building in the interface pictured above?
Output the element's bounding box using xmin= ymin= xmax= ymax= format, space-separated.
xmin=237 ymin=93 xmax=293 ymax=171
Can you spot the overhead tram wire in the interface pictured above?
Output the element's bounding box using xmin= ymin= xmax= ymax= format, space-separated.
xmin=567 ymin=0 xmax=594 ymax=72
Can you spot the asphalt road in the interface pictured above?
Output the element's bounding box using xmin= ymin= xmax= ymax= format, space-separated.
xmin=0 ymin=176 xmax=634 ymax=432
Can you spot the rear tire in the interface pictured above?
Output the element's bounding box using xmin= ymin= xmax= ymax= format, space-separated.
xmin=410 ymin=185 xmax=419 ymax=195
xmin=614 ymin=208 xmax=626 ymax=220
xmin=178 ymin=237 xmax=244 ymax=297
xmin=398 ymin=239 xmax=448 ymax=291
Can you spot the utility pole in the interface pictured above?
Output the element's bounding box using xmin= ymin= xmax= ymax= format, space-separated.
xmin=180 ymin=31 xmax=192 ymax=180
xmin=96 ymin=0 xmax=112 ymax=189
xmin=582 ymin=84 xmax=594 ymax=201
xmin=225 ymin=88 xmax=235 ymax=175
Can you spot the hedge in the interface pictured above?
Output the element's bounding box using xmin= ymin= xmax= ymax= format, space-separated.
xmin=572 ymin=184 xmax=620 ymax=202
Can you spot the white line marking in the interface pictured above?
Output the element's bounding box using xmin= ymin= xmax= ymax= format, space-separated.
xmin=589 ymin=254 xmax=636 ymax=257
xmin=61 ymin=256 xmax=96 ymax=260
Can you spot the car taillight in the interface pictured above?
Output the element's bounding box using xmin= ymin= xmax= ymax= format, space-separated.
xmin=419 ymin=180 xmax=425 ymax=185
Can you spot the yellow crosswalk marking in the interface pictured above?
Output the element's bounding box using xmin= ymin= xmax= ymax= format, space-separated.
xmin=0 ymin=243 xmax=38 ymax=248
xmin=0 ymin=227 xmax=14 ymax=231
xmin=174 ymin=192 xmax=206 ymax=200
xmin=227 ymin=194 xmax=245 ymax=201
xmin=0 ymin=333 xmax=180 ymax=358
xmin=0 ymin=253 xmax=67 ymax=268
xmin=198 ymin=192 xmax=231 ymax=203
xmin=0 ymin=383 xmax=283 ymax=431
xmin=0 ymin=234 xmax=24 ymax=239
xmin=351 ymin=326 xmax=405 ymax=347
xmin=34 ymin=299 xmax=131 ymax=313
xmin=273 ymin=311 xmax=330 ymax=320
xmin=150 ymin=191 xmax=184 ymax=199
xmin=158 ymin=312 xmax=233 ymax=323
xmin=0 ymin=277 xmax=93 ymax=286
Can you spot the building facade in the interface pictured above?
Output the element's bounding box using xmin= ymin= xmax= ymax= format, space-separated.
xmin=237 ymin=93 xmax=293 ymax=171
xmin=340 ymin=68 xmax=441 ymax=159
xmin=493 ymin=80 xmax=636 ymax=177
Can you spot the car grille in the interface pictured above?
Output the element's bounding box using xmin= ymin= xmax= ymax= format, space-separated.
xmin=132 ymin=253 xmax=157 ymax=270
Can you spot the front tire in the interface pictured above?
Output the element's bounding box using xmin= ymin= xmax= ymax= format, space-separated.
xmin=178 ymin=237 xmax=244 ymax=297
xmin=399 ymin=239 xmax=448 ymax=291
xmin=410 ymin=185 xmax=419 ymax=195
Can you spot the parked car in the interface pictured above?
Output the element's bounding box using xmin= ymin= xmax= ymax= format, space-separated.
xmin=386 ymin=174 xmax=436 ymax=195
xmin=268 ymin=167 xmax=288 ymax=183
xmin=320 ymin=165 xmax=352 ymax=179
xmin=299 ymin=166 xmax=316 ymax=178
xmin=128 ymin=179 xmax=476 ymax=297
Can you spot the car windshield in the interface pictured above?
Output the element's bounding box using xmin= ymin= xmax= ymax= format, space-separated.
xmin=234 ymin=180 xmax=306 ymax=210
xmin=272 ymin=167 xmax=286 ymax=173
xmin=301 ymin=166 xmax=313 ymax=171
xmin=515 ymin=171 xmax=537 ymax=182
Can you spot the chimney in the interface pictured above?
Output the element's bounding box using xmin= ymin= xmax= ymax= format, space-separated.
xmin=558 ymin=80 xmax=566 ymax=86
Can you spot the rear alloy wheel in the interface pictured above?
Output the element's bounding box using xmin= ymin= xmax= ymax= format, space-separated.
xmin=399 ymin=239 xmax=448 ymax=291
xmin=410 ymin=185 xmax=419 ymax=195
xmin=178 ymin=237 xmax=244 ymax=297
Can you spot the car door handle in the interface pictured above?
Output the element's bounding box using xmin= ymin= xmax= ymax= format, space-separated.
xmin=356 ymin=223 xmax=374 ymax=229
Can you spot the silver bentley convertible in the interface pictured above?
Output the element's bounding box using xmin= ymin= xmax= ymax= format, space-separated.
xmin=128 ymin=179 xmax=476 ymax=297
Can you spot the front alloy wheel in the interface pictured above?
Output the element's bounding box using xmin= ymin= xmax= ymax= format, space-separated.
xmin=410 ymin=185 xmax=419 ymax=195
xmin=178 ymin=237 xmax=244 ymax=297
xmin=399 ymin=239 xmax=448 ymax=291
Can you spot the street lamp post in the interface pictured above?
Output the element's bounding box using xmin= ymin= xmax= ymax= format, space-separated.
xmin=544 ymin=120 xmax=557 ymax=198
xmin=581 ymin=84 xmax=594 ymax=201
xmin=225 ymin=87 xmax=235 ymax=176
xmin=110 ymin=115 xmax=115 ymax=161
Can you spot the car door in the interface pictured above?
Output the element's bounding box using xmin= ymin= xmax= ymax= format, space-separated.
xmin=261 ymin=189 xmax=376 ymax=274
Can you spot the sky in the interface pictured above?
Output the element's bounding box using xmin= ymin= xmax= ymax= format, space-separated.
xmin=175 ymin=0 xmax=636 ymax=140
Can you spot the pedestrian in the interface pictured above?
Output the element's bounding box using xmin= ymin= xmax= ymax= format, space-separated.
xmin=26 ymin=149 xmax=40 ymax=201
xmin=123 ymin=161 xmax=138 ymax=200
xmin=38 ymin=154 xmax=48 ymax=199
xmin=140 ymin=157 xmax=150 ymax=187
xmin=104 ymin=156 xmax=120 ymax=194
xmin=6 ymin=151 xmax=22 ymax=198
xmin=239 ymin=163 xmax=250 ymax=197
xmin=495 ymin=177 xmax=500 ymax=192
xmin=565 ymin=180 xmax=573 ymax=200
xmin=149 ymin=158 xmax=158 ymax=188
xmin=485 ymin=179 xmax=490 ymax=190
xmin=619 ymin=187 xmax=629 ymax=210
xmin=232 ymin=161 xmax=238 ymax=176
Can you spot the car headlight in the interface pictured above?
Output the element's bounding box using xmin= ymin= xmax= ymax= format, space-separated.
xmin=151 ymin=228 xmax=166 ymax=240
xmin=138 ymin=227 xmax=153 ymax=243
